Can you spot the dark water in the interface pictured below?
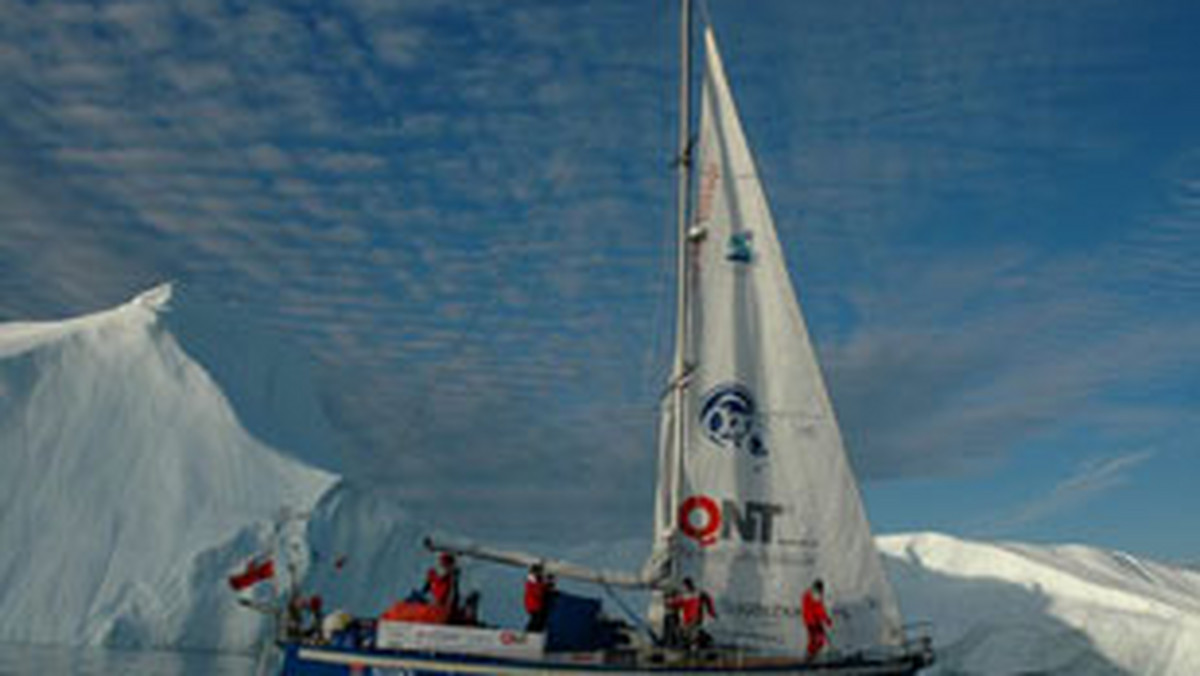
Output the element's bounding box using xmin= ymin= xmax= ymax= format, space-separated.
xmin=0 ymin=644 xmax=258 ymax=675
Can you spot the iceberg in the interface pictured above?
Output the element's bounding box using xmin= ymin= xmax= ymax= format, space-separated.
xmin=880 ymin=532 xmax=1200 ymax=675
xmin=0 ymin=284 xmax=334 ymax=651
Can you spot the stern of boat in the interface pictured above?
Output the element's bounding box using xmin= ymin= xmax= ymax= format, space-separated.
xmin=899 ymin=622 xmax=936 ymax=672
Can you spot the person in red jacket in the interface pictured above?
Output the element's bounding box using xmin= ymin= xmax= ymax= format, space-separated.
xmin=524 ymin=563 xmax=555 ymax=632
xmin=424 ymin=552 xmax=459 ymax=615
xmin=802 ymin=579 xmax=832 ymax=660
xmin=667 ymin=577 xmax=716 ymax=650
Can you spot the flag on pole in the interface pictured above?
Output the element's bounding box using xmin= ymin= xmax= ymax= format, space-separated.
xmin=228 ymin=557 xmax=275 ymax=591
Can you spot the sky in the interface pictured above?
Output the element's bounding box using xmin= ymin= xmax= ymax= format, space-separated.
xmin=1 ymin=0 xmax=1197 ymax=563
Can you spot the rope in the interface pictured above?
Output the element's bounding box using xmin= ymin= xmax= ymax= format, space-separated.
xmin=601 ymin=582 xmax=660 ymax=644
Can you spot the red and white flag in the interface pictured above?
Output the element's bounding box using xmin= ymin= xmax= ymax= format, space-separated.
xmin=228 ymin=557 xmax=275 ymax=591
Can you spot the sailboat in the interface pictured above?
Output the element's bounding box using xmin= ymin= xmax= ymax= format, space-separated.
xmin=276 ymin=2 xmax=933 ymax=674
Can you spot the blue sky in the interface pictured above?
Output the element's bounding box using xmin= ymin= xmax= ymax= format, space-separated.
xmin=1 ymin=0 xmax=1197 ymax=562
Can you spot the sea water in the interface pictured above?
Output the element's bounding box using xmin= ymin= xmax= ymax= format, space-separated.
xmin=0 ymin=643 xmax=258 ymax=675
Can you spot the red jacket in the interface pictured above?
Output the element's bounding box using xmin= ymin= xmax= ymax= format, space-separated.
xmin=427 ymin=567 xmax=456 ymax=607
xmin=524 ymin=574 xmax=552 ymax=614
xmin=802 ymin=590 xmax=831 ymax=630
xmin=669 ymin=592 xmax=716 ymax=627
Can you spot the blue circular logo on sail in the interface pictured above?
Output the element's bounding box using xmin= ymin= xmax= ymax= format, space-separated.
xmin=699 ymin=383 xmax=768 ymax=458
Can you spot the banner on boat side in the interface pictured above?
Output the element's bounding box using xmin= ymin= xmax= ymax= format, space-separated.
xmin=376 ymin=621 xmax=545 ymax=660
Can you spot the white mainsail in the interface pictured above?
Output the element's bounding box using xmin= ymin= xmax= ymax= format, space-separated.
xmin=652 ymin=28 xmax=902 ymax=655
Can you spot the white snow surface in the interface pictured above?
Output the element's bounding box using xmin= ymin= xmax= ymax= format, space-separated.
xmin=0 ymin=284 xmax=334 ymax=651
xmin=880 ymin=532 xmax=1200 ymax=675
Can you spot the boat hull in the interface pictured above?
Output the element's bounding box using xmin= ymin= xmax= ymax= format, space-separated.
xmin=279 ymin=643 xmax=932 ymax=675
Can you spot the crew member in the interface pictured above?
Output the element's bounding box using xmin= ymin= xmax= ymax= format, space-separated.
xmin=802 ymin=579 xmax=832 ymax=660
xmin=524 ymin=563 xmax=555 ymax=632
xmin=667 ymin=577 xmax=716 ymax=650
xmin=424 ymin=552 xmax=460 ymax=613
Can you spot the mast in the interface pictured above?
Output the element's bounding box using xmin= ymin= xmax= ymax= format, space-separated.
xmin=666 ymin=0 xmax=693 ymax=583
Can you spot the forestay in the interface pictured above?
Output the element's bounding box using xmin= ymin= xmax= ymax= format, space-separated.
xmin=652 ymin=27 xmax=902 ymax=656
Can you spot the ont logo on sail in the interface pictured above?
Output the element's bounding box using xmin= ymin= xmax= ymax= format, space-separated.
xmin=679 ymin=495 xmax=784 ymax=547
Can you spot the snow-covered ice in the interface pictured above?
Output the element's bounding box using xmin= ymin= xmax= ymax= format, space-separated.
xmin=880 ymin=532 xmax=1200 ymax=675
xmin=0 ymin=284 xmax=334 ymax=651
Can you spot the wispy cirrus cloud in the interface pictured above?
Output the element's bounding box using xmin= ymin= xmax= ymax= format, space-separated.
xmin=981 ymin=450 xmax=1157 ymax=534
xmin=824 ymin=237 xmax=1200 ymax=480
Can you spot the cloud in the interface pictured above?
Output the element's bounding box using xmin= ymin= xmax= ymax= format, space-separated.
xmin=366 ymin=27 xmax=426 ymax=69
xmin=1 ymin=0 xmax=1198 ymax=547
xmin=982 ymin=450 xmax=1156 ymax=534
xmin=823 ymin=239 xmax=1200 ymax=480
xmin=1110 ymin=148 xmax=1200 ymax=303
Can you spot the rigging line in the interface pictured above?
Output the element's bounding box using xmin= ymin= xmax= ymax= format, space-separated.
xmin=696 ymin=0 xmax=714 ymax=33
xmin=670 ymin=134 xmax=697 ymax=169
xmin=643 ymin=4 xmax=688 ymax=401
xmin=658 ymin=360 xmax=696 ymax=402
xmin=600 ymin=581 xmax=659 ymax=644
